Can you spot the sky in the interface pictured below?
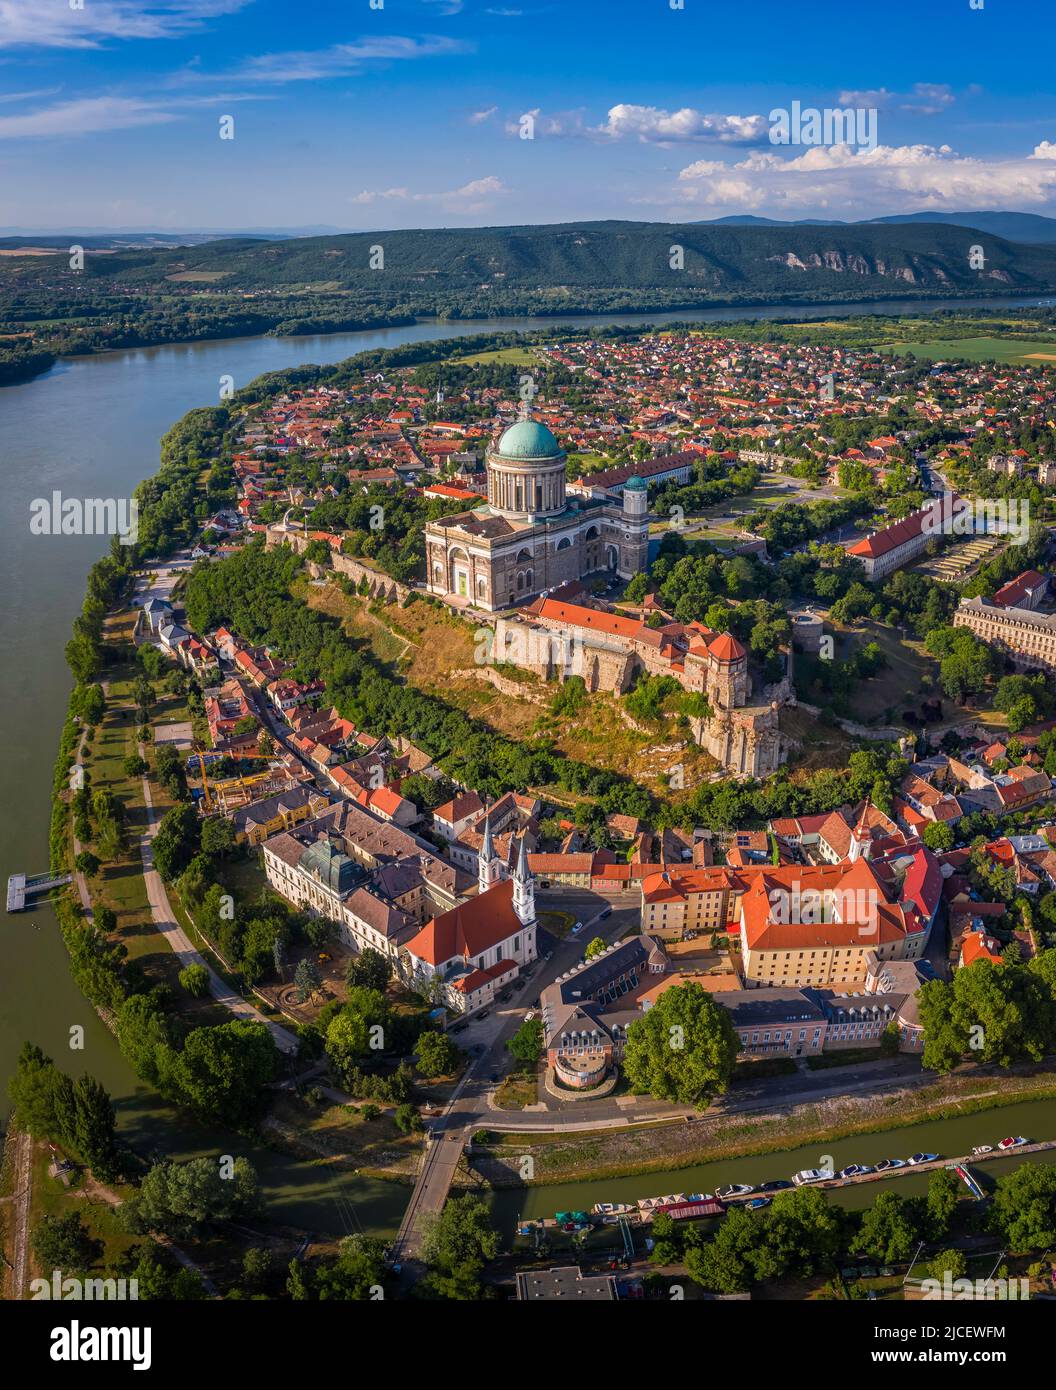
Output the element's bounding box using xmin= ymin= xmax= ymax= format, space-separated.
xmin=1 ymin=0 xmax=1056 ymax=232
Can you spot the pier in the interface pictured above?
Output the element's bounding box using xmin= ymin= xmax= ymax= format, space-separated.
xmin=6 ymin=872 xmax=72 ymax=913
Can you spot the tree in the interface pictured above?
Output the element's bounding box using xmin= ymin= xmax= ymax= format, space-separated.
xmin=851 ymin=1191 xmax=921 ymax=1264
xmin=32 ymin=1212 xmax=102 ymax=1274
xmin=294 ymin=957 xmax=321 ymax=1003
xmin=69 ymin=1074 xmax=120 ymax=1182
xmin=125 ymin=1157 xmax=260 ymax=1240
xmin=152 ymin=803 xmax=200 ymax=881
xmin=312 ymin=1235 xmax=387 ymax=1300
xmin=929 ymin=1248 xmax=967 ymax=1281
xmin=162 ymin=1020 xmax=278 ymax=1122
xmin=199 ymin=816 xmax=235 ymax=858
xmin=344 ymin=948 xmax=391 ymax=993
xmin=990 ymin=1163 xmax=1056 ymax=1251
xmin=74 ymin=850 xmax=100 ymax=877
xmin=921 ymin=820 xmax=954 ymax=852
xmin=583 ymin=936 xmax=607 ymax=961
xmin=178 ymin=963 xmax=210 ymax=998
xmin=506 ymin=1017 xmax=544 ymax=1068
xmin=241 ymin=1246 xmax=273 ymax=1292
xmin=925 ymin=1167 xmax=961 ymax=1240
xmin=123 ymin=754 xmax=148 ymax=778
xmin=394 ymin=1102 xmax=424 ymax=1134
xmin=420 ymin=1195 xmax=500 ymax=1300
xmin=325 ymin=988 xmax=390 ymax=1080
xmin=416 ymin=1030 xmax=459 ymax=1078
xmin=622 ymin=982 xmax=739 ymax=1108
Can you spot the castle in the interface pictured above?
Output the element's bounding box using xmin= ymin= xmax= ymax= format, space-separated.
xmin=424 ymin=416 xmax=649 ymax=611
xmin=493 ymin=596 xmax=788 ymax=778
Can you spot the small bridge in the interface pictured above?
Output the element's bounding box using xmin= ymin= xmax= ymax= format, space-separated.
xmin=6 ymin=872 xmax=73 ymax=913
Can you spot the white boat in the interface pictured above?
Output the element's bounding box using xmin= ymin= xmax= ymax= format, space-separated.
xmin=686 ymin=1193 xmax=712 ymax=1204
xmin=593 ymin=1202 xmax=634 ymax=1216
xmin=971 ymin=1145 xmax=993 ymax=1156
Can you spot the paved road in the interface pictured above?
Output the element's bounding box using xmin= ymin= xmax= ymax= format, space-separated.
xmin=136 ymin=743 xmax=298 ymax=1055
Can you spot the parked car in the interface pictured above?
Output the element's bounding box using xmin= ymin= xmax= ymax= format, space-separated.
xmin=477 ymin=1010 xmax=490 ymax=1020
xmin=599 ymin=906 xmax=612 ymax=919
xmin=571 ymin=921 xmax=584 ymax=934
xmin=512 ymin=979 xmax=526 ymax=991
xmin=498 ymin=991 xmax=512 ymax=1003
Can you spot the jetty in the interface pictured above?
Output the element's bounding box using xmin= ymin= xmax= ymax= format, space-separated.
xmin=6 ymin=871 xmax=72 ymax=913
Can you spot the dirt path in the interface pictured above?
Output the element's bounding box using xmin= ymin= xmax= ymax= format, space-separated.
xmin=8 ymin=1130 xmax=33 ymax=1300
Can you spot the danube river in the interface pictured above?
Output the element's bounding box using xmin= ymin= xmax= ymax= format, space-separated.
xmin=1 ymin=292 xmax=1053 ymax=1237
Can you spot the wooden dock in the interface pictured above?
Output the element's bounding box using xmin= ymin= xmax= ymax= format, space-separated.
xmin=6 ymin=872 xmax=72 ymax=913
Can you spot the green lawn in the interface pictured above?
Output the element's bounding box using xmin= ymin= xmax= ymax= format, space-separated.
xmin=879 ymin=336 xmax=1056 ymax=365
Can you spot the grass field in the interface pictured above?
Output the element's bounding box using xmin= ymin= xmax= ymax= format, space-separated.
xmin=453 ymin=345 xmax=539 ymax=366
xmin=879 ymin=336 xmax=1056 ymax=365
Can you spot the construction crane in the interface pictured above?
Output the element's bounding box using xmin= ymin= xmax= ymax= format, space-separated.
xmin=192 ymin=742 xmax=273 ymax=813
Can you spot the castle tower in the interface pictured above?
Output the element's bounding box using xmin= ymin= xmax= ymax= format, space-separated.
xmin=706 ymin=632 xmax=749 ymax=710
xmin=485 ymin=417 xmax=567 ymax=521
xmin=619 ymin=474 xmax=651 ymax=576
xmin=478 ymin=816 xmax=502 ymax=893
xmin=512 ymin=832 xmax=535 ymax=927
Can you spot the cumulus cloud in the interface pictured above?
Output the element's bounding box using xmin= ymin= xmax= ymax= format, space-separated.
xmin=509 ymin=103 xmax=767 ymax=144
xmin=671 ymin=141 xmax=1056 ymax=215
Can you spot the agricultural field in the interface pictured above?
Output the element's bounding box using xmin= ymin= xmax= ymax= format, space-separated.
xmin=878 ymin=335 xmax=1056 ymax=364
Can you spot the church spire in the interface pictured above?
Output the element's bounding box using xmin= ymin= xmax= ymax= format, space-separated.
xmin=512 ymin=832 xmax=535 ymax=926
xmin=478 ymin=814 xmax=500 ymax=893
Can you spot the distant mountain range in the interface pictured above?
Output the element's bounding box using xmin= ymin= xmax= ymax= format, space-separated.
xmin=11 ymin=219 xmax=1050 ymax=305
xmin=702 ymin=211 xmax=1056 ymax=245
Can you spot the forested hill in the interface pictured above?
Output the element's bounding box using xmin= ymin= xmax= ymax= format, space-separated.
xmin=9 ymin=219 xmax=1056 ymax=305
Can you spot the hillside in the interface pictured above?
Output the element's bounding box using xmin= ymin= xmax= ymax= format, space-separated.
xmin=7 ymin=220 xmax=1056 ymax=303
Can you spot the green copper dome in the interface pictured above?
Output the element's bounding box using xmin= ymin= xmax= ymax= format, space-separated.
xmin=495 ymin=418 xmax=562 ymax=460
xmin=624 ymin=475 xmax=647 ymax=491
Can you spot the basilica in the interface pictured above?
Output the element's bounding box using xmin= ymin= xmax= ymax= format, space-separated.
xmin=424 ymin=417 xmax=650 ymax=612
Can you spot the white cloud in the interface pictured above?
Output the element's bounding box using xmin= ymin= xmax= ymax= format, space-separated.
xmin=0 ymin=0 xmax=252 ymax=49
xmin=351 ymin=175 xmax=507 ymax=212
xmin=222 ymin=35 xmax=473 ymax=85
xmin=0 ymin=95 xmax=177 ymax=138
xmin=591 ymin=104 xmax=768 ymax=144
xmin=837 ymin=83 xmax=955 ymax=115
xmin=672 ymin=141 xmax=1056 ymax=215
xmin=469 ymin=105 xmax=498 ymax=124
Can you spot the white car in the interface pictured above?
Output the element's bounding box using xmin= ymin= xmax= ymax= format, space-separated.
xmin=571 ymin=921 xmax=584 ymax=934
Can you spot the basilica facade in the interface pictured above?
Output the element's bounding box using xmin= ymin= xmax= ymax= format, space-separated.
xmin=424 ymin=417 xmax=650 ymax=612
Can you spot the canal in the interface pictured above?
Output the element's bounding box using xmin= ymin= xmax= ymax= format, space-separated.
xmin=489 ymin=1096 xmax=1056 ymax=1236
xmin=1 ymin=290 xmax=1053 ymax=1237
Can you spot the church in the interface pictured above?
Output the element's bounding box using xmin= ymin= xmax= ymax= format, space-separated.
xmin=424 ymin=416 xmax=650 ymax=612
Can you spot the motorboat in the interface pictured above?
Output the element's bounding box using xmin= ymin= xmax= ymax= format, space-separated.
xmin=715 ymin=1183 xmax=755 ymax=1199
xmin=838 ymin=1164 xmax=874 ymax=1179
xmin=746 ymin=1196 xmax=771 ymax=1210
xmin=593 ymin=1202 xmax=634 ymax=1215
xmin=759 ymin=1179 xmax=794 ymax=1191
xmin=997 ymin=1136 xmax=1029 ymax=1150
xmin=874 ymin=1158 xmax=906 ymax=1171
xmin=908 ymin=1153 xmax=940 ymax=1165
xmin=970 ymin=1145 xmax=993 ymax=1156
xmin=792 ymin=1168 xmax=828 ymax=1185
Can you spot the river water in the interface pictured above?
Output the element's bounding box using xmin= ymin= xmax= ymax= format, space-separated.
xmin=1 ymin=291 xmax=1054 ymax=1237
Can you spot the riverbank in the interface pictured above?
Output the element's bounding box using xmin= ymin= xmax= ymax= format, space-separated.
xmin=472 ymin=1064 xmax=1056 ymax=1188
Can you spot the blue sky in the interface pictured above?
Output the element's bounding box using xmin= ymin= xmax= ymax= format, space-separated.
xmin=2 ymin=0 xmax=1055 ymax=231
